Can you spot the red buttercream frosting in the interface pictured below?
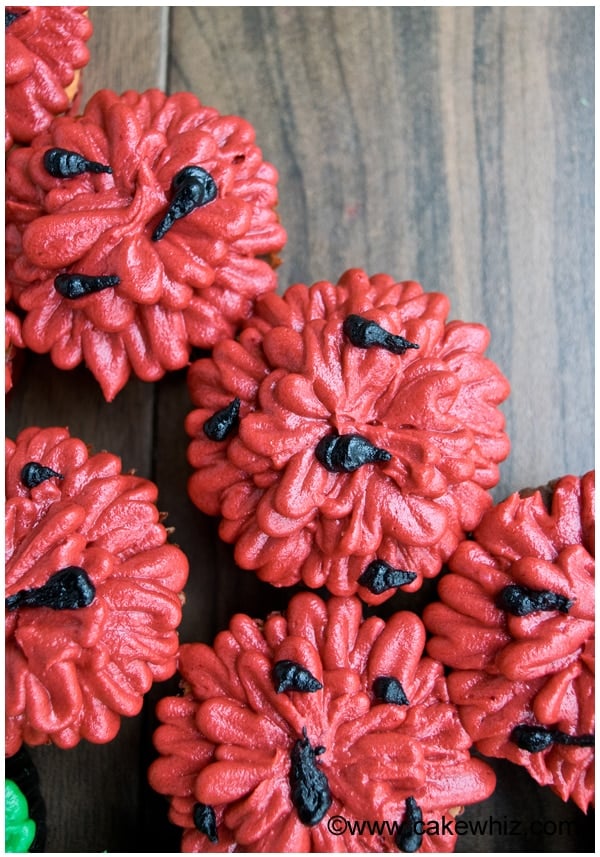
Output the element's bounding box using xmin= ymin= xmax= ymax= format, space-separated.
xmin=424 ymin=472 xmax=595 ymax=812
xmin=5 ymin=279 xmax=25 ymax=394
xmin=5 ymin=426 xmax=189 ymax=755
xmin=5 ymin=6 xmax=92 ymax=149
xmin=186 ymin=269 xmax=511 ymax=604
xmin=149 ymin=593 xmax=496 ymax=852
xmin=5 ymin=88 xmax=287 ymax=400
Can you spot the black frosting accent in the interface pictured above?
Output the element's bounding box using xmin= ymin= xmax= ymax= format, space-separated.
xmin=203 ymin=398 xmax=241 ymax=441
xmin=54 ymin=273 xmax=120 ymax=299
xmin=511 ymin=724 xmax=595 ymax=753
xmin=373 ymin=675 xmax=409 ymax=706
xmin=315 ymin=433 xmax=391 ymax=473
xmin=289 ymin=729 xmax=332 ymax=826
xmin=21 ymin=462 xmax=63 ymax=489
xmin=395 ymin=796 xmax=423 ymax=852
xmin=43 ymin=148 xmax=112 ymax=178
xmin=152 ymin=165 xmax=217 ymax=241
xmin=192 ymin=802 xmax=218 ymax=843
xmin=498 ymin=584 xmax=573 ymax=616
xmin=272 ymin=660 xmax=323 ymax=694
xmin=6 ymin=567 xmax=96 ymax=612
xmin=343 ymin=314 xmax=419 ymax=355
xmin=5 ymin=10 xmax=23 ymax=28
xmin=358 ymin=560 xmax=417 ymax=595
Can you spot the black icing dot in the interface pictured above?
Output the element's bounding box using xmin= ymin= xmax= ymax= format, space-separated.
xmin=5 ymin=10 xmax=23 ymax=28
xmin=315 ymin=433 xmax=391 ymax=473
xmin=43 ymin=148 xmax=112 ymax=178
xmin=152 ymin=165 xmax=217 ymax=241
xmin=358 ymin=560 xmax=417 ymax=595
xmin=21 ymin=462 xmax=63 ymax=489
xmin=5 ymin=567 xmax=96 ymax=612
xmin=192 ymin=802 xmax=218 ymax=843
xmin=272 ymin=660 xmax=323 ymax=694
xmin=511 ymin=723 xmax=594 ymax=752
xmin=395 ymin=796 xmax=423 ymax=852
xmin=203 ymin=398 xmax=241 ymax=441
xmin=289 ymin=730 xmax=332 ymax=827
xmin=498 ymin=584 xmax=573 ymax=616
xmin=54 ymin=273 xmax=120 ymax=299
xmin=343 ymin=314 xmax=419 ymax=355
xmin=373 ymin=675 xmax=409 ymax=705
xmin=511 ymin=724 xmax=555 ymax=753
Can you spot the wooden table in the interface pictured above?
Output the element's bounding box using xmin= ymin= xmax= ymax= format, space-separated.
xmin=6 ymin=7 xmax=594 ymax=853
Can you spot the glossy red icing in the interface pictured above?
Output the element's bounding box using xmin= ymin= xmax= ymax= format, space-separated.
xmin=5 ymin=6 xmax=92 ymax=149
xmin=149 ymin=594 xmax=496 ymax=852
xmin=186 ymin=269 xmax=510 ymax=603
xmin=5 ymin=88 xmax=287 ymax=400
xmin=5 ymin=280 xmax=25 ymax=394
xmin=5 ymin=426 xmax=189 ymax=755
xmin=424 ymin=472 xmax=595 ymax=811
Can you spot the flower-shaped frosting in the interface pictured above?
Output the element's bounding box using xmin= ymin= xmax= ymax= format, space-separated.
xmin=424 ymin=472 xmax=595 ymax=812
xmin=5 ymin=88 xmax=287 ymax=400
xmin=5 ymin=426 xmax=189 ymax=755
xmin=5 ymin=6 xmax=92 ymax=149
xmin=149 ymin=593 xmax=496 ymax=852
xmin=186 ymin=269 xmax=510 ymax=604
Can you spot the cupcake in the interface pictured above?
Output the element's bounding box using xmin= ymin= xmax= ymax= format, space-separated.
xmin=5 ymin=747 xmax=46 ymax=853
xmin=5 ymin=88 xmax=287 ymax=401
xmin=5 ymin=6 xmax=92 ymax=150
xmin=149 ymin=593 xmax=496 ymax=852
xmin=424 ymin=472 xmax=595 ymax=812
xmin=185 ymin=269 xmax=510 ymax=604
xmin=5 ymin=426 xmax=189 ymax=754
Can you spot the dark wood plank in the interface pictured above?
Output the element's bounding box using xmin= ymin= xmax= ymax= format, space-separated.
xmin=169 ymin=6 xmax=594 ymax=501
xmin=5 ymin=6 xmax=594 ymax=853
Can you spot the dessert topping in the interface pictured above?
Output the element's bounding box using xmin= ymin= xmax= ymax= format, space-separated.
xmin=54 ymin=274 xmax=120 ymax=299
xmin=43 ymin=148 xmax=112 ymax=178
xmin=203 ymin=399 xmax=241 ymax=441
xmin=5 ymin=10 xmax=24 ymax=28
xmin=358 ymin=560 xmax=417 ymax=594
xmin=498 ymin=584 xmax=573 ymax=616
xmin=395 ymin=796 xmax=423 ymax=853
xmin=373 ymin=676 xmax=409 ymax=706
xmin=511 ymin=724 xmax=595 ymax=753
xmin=343 ymin=314 xmax=419 ymax=355
xmin=21 ymin=462 xmax=63 ymax=489
xmin=192 ymin=803 xmax=218 ymax=843
xmin=289 ymin=729 xmax=332 ymax=826
xmin=272 ymin=660 xmax=323 ymax=694
xmin=315 ymin=433 xmax=391 ymax=473
xmin=5 ymin=567 xmax=96 ymax=612
xmin=152 ymin=166 xmax=217 ymax=241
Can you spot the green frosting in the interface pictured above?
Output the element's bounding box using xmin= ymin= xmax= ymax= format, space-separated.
xmin=5 ymin=779 xmax=36 ymax=853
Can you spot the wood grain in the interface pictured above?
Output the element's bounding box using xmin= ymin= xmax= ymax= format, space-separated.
xmin=5 ymin=6 xmax=594 ymax=853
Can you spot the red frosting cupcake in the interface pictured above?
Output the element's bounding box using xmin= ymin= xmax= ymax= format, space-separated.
xmin=149 ymin=593 xmax=496 ymax=852
xmin=5 ymin=6 xmax=92 ymax=150
xmin=5 ymin=426 xmax=189 ymax=755
xmin=186 ymin=269 xmax=510 ymax=604
xmin=5 ymin=88 xmax=287 ymax=401
xmin=424 ymin=472 xmax=595 ymax=812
